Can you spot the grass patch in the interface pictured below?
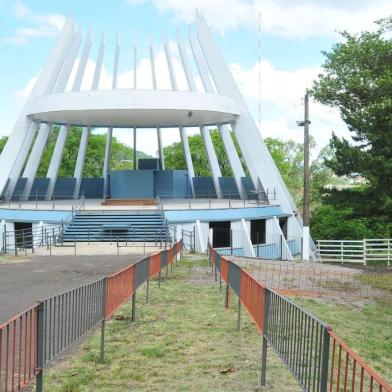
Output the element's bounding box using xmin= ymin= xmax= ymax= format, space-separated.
xmin=355 ymin=272 xmax=392 ymax=294
xmin=45 ymin=256 xmax=300 ymax=391
xmin=294 ymin=297 xmax=392 ymax=384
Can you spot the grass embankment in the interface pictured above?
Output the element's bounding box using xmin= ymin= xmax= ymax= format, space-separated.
xmin=294 ymin=272 xmax=392 ymax=384
xmin=45 ymin=256 xmax=299 ymax=391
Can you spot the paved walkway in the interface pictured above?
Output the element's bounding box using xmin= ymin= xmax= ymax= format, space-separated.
xmin=0 ymin=253 xmax=143 ymax=323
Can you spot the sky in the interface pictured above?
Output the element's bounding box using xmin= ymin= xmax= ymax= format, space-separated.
xmin=0 ymin=0 xmax=391 ymax=157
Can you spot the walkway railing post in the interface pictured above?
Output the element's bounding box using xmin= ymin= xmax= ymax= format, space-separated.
xmin=100 ymin=277 xmax=107 ymax=364
xmin=225 ymin=283 xmax=229 ymax=309
xmin=261 ymin=289 xmax=271 ymax=386
xmin=320 ymin=327 xmax=331 ymax=392
xmin=146 ymin=279 xmax=149 ymax=303
xmin=36 ymin=301 xmax=45 ymax=392
xmin=237 ymin=297 xmax=241 ymax=331
xmin=131 ymin=290 xmax=136 ymax=322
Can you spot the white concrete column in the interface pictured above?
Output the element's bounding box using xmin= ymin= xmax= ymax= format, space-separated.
xmin=179 ymin=127 xmax=195 ymax=197
xmin=195 ymin=220 xmax=206 ymax=252
xmin=149 ymin=37 xmax=157 ymax=89
xmin=103 ymin=127 xmax=113 ymax=197
xmin=218 ymin=124 xmax=246 ymax=199
xmin=200 ymin=126 xmax=223 ymax=198
xmin=195 ymin=13 xmax=306 ymax=243
xmin=4 ymin=121 xmax=39 ymax=200
xmin=73 ymin=32 xmax=103 ymax=199
xmin=241 ymin=218 xmax=256 ymax=257
xmin=302 ymin=226 xmax=310 ymax=261
xmin=21 ymin=123 xmax=53 ymax=200
xmin=164 ymin=35 xmax=177 ymax=91
xmin=0 ymin=18 xmax=75 ymax=199
xmin=45 ymin=29 xmax=82 ymax=200
xmin=178 ymin=30 xmax=197 ymax=92
xmin=133 ymin=127 xmax=137 ymax=170
xmin=133 ymin=44 xmax=137 ymax=89
xmin=72 ymin=27 xmax=92 ymax=92
xmin=73 ymin=126 xmax=90 ymax=198
xmin=45 ymin=124 xmax=70 ymax=200
xmin=0 ymin=220 xmax=5 ymax=252
xmin=189 ymin=30 xmax=215 ymax=93
xmin=157 ymin=127 xmax=165 ymax=169
xmin=103 ymin=33 xmax=120 ymax=198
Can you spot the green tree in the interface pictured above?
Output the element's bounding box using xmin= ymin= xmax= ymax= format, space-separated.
xmin=164 ymin=129 xmax=246 ymax=177
xmin=311 ymin=17 xmax=392 ymax=217
xmin=0 ymin=136 xmax=7 ymax=154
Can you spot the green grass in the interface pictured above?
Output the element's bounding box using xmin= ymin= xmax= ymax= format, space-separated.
xmin=293 ymin=296 xmax=392 ymax=384
xmin=45 ymin=256 xmax=300 ymax=391
xmin=355 ymin=272 xmax=392 ymax=294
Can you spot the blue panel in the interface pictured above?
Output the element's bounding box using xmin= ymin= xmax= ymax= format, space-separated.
xmin=0 ymin=209 xmax=70 ymax=223
xmin=254 ymin=244 xmax=281 ymax=259
xmin=287 ymin=239 xmax=301 ymax=256
xmin=11 ymin=178 xmax=27 ymax=201
xmin=241 ymin=177 xmax=257 ymax=200
xmin=228 ymin=262 xmax=241 ymax=295
xmin=79 ymin=178 xmax=104 ymax=198
xmin=109 ymin=170 xmax=154 ymax=198
xmin=165 ymin=206 xmax=288 ymax=223
xmin=219 ymin=177 xmax=240 ymax=199
xmin=193 ymin=177 xmax=217 ymax=198
xmin=53 ymin=178 xmax=76 ymax=199
xmin=138 ymin=158 xmax=160 ymax=170
xmin=154 ymin=170 xmax=191 ymax=199
xmin=135 ymin=257 xmax=150 ymax=289
xmin=28 ymin=178 xmax=50 ymax=200
xmin=0 ymin=179 xmax=10 ymax=199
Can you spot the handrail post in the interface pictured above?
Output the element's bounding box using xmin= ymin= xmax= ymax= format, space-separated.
xmin=320 ymin=327 xmax=331 ymax=392
xmin=36 ymin=301 xmax=45 ymax=392
xmin=100 ymin=277 xmax=107 ymax=363
xmin=261 ymin=289 xmax=271 ymax=386
xmin=131 ymin=290 xmax=136 ymax=322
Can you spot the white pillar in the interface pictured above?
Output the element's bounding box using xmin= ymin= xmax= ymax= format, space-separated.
xmin=4 ymin=121 xmax=39 ymax=200
xmin=179 ymin=127 xmax=195 ymax=197
xmin=45 ymin=124 xmax=70 ymax=200
xmin=103 ymin=127 xmax=113 ymax=198
xmin=157 ymin=127 xmax=165 ymax=170
xmin=0 ymin=18 xmax=75 ymax=198
xmin=73 ymin=126 xmax=90 ymax=199
xmin=45 ymin=29 xmax=82 ymax=200
xmin=200 ymin=126 xmax=223 ymax=198
xmin=178 ymin=30 xmax=197 ymax=92
xmin=21 ymin=123 xmax=53 ymax=200
xmin=302 ymin=226 xmax=310 ymax=261
xmin=103 ymin=33 xmax=120 ymax=198
xmin=74 ymin=32 xmax=103 ymax=199
xmin=72 ymin=27 xmax=92 ymax=92
xmin=218 ymin=124 xmax=246 ymax=199
xmin=133 ymin=44 xmax=137 ymax=89
xmin=164 ymin=34 xmax=177 ymax=91
xmin=189 ymin=29 xmax=215 ymax=93
xmin=195 ymin=220 xmax=205 ymax=252
xmin=241 ymin=219 xmax=256 ymax=257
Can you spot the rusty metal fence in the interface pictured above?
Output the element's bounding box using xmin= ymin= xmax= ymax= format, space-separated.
xmin=208 ymin=244 xmax=392 ymax=392
xmin=0 ymin=240 xmax=183 ymax=392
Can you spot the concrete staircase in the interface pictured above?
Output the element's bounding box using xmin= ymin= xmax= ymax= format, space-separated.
xmin=62 ymin=211 xmax=170 ymax=242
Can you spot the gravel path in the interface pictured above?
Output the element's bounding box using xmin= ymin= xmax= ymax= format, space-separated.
xmin=0 ymin=254 xmax=144 ymax=323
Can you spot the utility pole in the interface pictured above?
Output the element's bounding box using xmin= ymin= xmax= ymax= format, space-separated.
xmin=297 ymin=93 xmax=311 ymax=260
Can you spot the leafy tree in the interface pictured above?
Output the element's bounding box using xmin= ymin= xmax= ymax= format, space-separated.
xmin=311 ymin=18 xmax=392 ymax=217
xmin=0 ymin=127 xmax=149 ymax=178
xmin=164 ymin=129 xmax=246 ymax=177
xmin=0 ymin=136 xmax=7 ymax=154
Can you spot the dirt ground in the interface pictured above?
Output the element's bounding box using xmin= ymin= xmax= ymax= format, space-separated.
xmin=0 ymin=253 xmax=145 ymax=323
xmin=229 ymin=255 xmax=392 ymax=305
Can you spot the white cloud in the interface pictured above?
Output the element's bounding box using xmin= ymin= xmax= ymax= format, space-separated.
xmin=229 ymin=59 xmax=350 ymax=156
xmin=127 ymin=0 xmax=392 ymax=38
xmin=3 ymin=1 xmax=66 ymax=45
xmin=12 ymin=32 xmax=348 ymax=157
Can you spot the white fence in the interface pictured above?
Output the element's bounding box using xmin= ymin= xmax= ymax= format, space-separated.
xmin=316 ymin=239 xmax=391 ymax=265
